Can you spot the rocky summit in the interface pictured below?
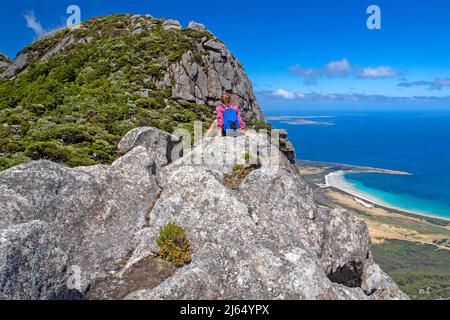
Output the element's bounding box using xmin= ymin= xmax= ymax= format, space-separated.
xmin=0 ymin=14 xmax=265 ymax=172
xmin=0 ymin=14 xmax=262 ymax=118
xmin=0 ymin=14 xmax=408 ymax=300
xmin=0 ymin=127 xmax=408 ymax=300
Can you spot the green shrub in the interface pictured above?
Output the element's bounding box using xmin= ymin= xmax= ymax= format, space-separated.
xmin=25 ymin=142 xmax=70 ymax=163
xmin=145 ymin=64 xmax=166 ymax=78
xmin=1 ymin=140 xmax=24 ymax=154
xmin=53 ymin=125 xmax=94 ymax=144
xmin=244 ymin=152 xmax=262 ymax=167
xmin=27 ymin=104 xmax=47 ymax=116
xmin=248 ymin=119 xmax=272 ymax=131
xmin=24 ymin=141 xmax=96 ymax=167
xmin=156 ymin=223 xmax=192 ymax=267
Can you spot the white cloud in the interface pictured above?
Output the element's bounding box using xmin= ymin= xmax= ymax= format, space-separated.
xmin=290 ymin=58 xmax=353 ymax=85
xmin=24 ymin=11 xmax=46 ymax=37
xmin=398 ymin=77 xmax=450 ymax=90
xmin=324 ymin=58 xmax=352 ymax=76
xmin=358 ymin=66 xmax=400 ymax=78
xmin=290 ymin=59 xmax=402 ymax=85
xmin=258 ymin=89 xmax=450 ymax=103
xmin=289 ymin=65 xmax=319 ymax=85
xmin=273 ymin=89 xmax=298 ymax=100
xmin=435 ymin=78 xmax=450 ymax=88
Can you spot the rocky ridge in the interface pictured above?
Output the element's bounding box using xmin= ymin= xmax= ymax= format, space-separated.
xmin=0 ymin=126 xmax=408 ymax=300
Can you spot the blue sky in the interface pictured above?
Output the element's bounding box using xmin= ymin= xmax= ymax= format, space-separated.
xmin=1 ymin=0 xmax=449 ymax=110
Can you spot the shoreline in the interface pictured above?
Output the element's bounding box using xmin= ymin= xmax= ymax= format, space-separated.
xmin=296 ymin=160 xmax=412 ymax=175
xmin=325 ymin=171 xmax=450 ymax=222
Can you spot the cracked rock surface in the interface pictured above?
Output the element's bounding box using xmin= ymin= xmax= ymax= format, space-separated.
xmin=0 ymin=130 xmax=408 ymax=300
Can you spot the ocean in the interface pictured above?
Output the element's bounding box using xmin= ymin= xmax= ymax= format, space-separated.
xmin=267 ymin=109 xmax=450 ymax=219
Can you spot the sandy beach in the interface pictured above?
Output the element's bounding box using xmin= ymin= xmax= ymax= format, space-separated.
xmin=325 ymin=171 xmax=450 ymax=222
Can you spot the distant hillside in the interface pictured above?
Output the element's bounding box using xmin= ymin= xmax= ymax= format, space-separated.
xmin=0 ymin=14 xmax=266 ymax=171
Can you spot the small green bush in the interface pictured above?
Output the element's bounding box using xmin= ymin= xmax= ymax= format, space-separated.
xmin=25 ymin=142 xmax=70 ymax=163
xmin=279 ymin=139 xmax=289 ymax=149
xmin=53 ymin=125 xmax=95 ymax=144
xmin=247 ymin=119 xmax=272 ymax=131
xmin=244 ymin=152 xmax=262 ymax=167
xmin=145 ymin=64 xmax=166 ymax=78
xmin=156 ymin=223 xmax=192 ymax=267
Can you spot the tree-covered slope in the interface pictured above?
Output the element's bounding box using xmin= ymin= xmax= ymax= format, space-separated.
xmin=0 ymin=14 xmax=265 ymax=171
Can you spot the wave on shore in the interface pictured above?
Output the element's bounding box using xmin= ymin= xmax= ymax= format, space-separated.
xmin=325 ymin=171 xmax=450 ymax=221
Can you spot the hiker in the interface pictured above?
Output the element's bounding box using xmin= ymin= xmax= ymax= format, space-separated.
xmin=216 ymin=93 xmax=246 ymax=137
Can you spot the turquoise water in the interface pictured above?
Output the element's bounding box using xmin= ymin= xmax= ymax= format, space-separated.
xmin=267 ymin=110 xmax=450 ymax=219
xmin=344 ymin=173 xmax=450 ymax=218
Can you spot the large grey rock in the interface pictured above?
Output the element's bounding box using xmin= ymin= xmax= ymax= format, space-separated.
xmin=156 ymin=41 xmax=264 ymax=122
xmin=1 ymin=53 xmax=29 ymax=79
xmin=0 ymin=221 xmax=71 ymax=300
xmin=361 ymin=264 xmax=408 ymax=300
xmin=126 ymin=164 xmax=406 ymax=300
xmin=157 ymin=132 xmax=297 ymax=188
xmin=130 ymin=14 xmax=142 ymax=21
xmin=239 ymin=167 xmax=320 ymax=248
xmin=0 ymin=53 xmax=10 ymax=72
xmin=132 ymin=22 xmax=144 ymax=36
xmin=0 ymin=126 xmax=407 ymax=300
xmin=0 ymin=147 xmax=161 ymax=280
xmin=162 ymin=19 xmax=182 ymax=30
xmin=203 ymin=39 xmax=226 ymax=53
xmin=280 ymin=139 xmax=296 ymax=164
xmin=125 ymin=135 xmax=408 ymax=300
xmin=319 ymin=208 xmax=371 ymax=279
xmin=40 ymin=35 xmax=76 ymax=62
xmin=118 ymin=127 xmax=181 ymax=168
xmin=188 ymin=21 xmax=206 ymax=31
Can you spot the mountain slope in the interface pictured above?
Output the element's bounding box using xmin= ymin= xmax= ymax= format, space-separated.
xmin=0 ymin=14 xmax=265 ymax=171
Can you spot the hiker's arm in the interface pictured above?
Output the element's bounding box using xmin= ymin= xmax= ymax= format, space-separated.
xmin=216 ymin=107 xmax=224 ymax=130
xmin=236 ymin=108 xmax=246 ymax=130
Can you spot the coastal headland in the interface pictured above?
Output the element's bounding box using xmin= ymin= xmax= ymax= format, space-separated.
xmin=297 ymin=160 xmax=450 ymax=300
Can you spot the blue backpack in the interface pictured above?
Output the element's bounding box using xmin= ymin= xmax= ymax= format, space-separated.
xmin=223 ymin=108 xmax=240 ymax=131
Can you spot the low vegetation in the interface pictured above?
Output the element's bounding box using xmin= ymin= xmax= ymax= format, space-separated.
xmin=0 ymin=14 xmax=215 ymax=171
xmin=156 ymin=223 xmax=192 ymax=267
xmin=373 ymin=240 xmax=450 ymax=300
xmin=224 ymin=153 xmax=262 ymax=189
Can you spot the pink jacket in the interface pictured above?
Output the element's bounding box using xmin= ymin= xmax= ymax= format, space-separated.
xmin=216 ymin=105 xmax=246 ymax=130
